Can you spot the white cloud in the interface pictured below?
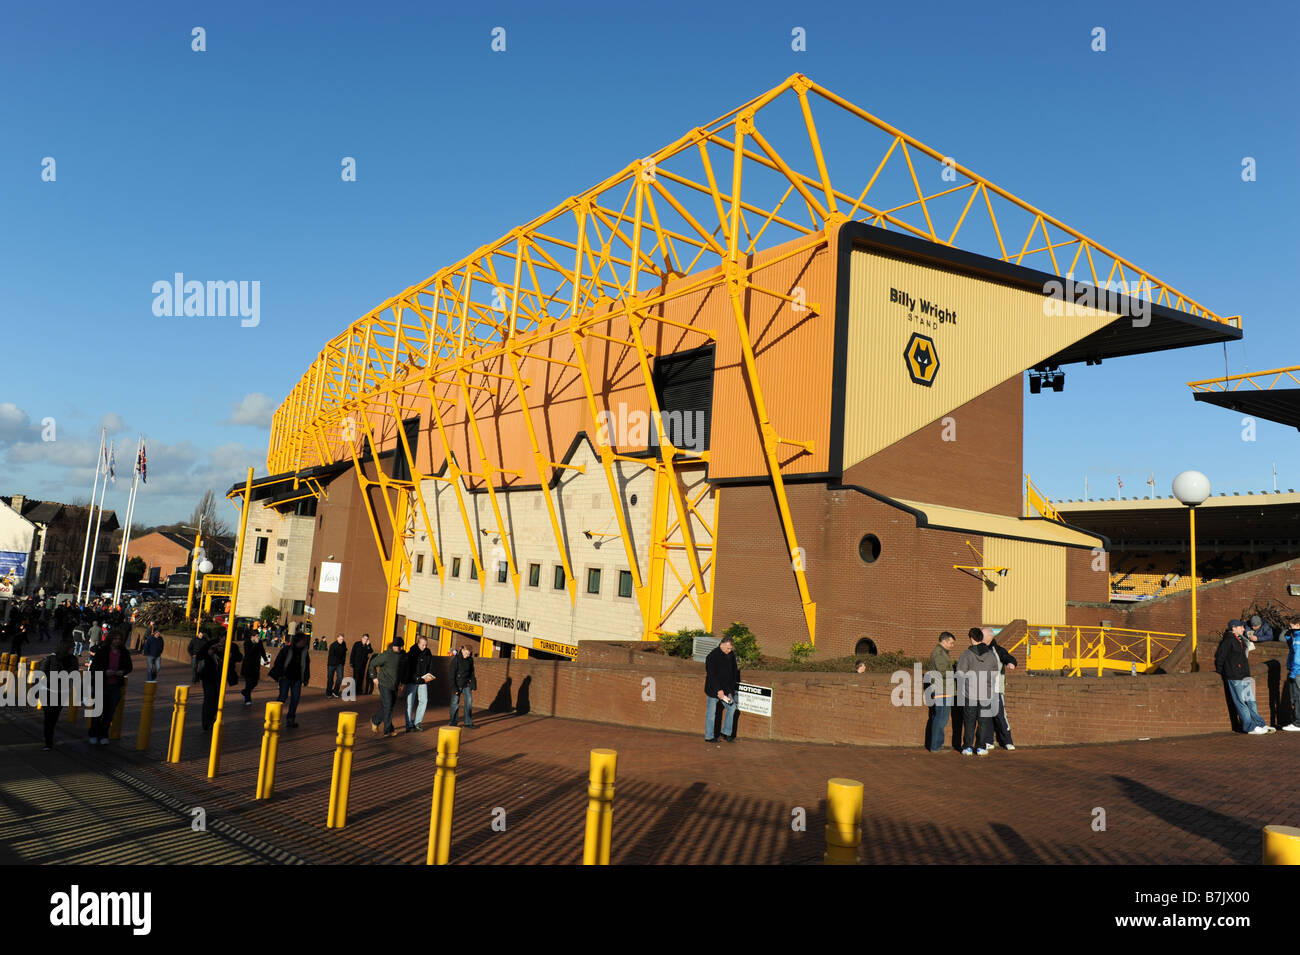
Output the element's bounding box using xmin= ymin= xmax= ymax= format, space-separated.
xmin=99 ymin=412 xmax=128 ymax=435
xmin=224 ymin=393 xmax=275 ymax=428
xmin=0 ymin=403 xmax=38 ymax=443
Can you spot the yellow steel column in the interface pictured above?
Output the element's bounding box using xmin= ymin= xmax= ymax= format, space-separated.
xmin=427 ymin=726 xmax=461 ymax=865
xmin=166 ymin=685 xmax=188 ymax=763
xmin=824 ymin=778 xmax=863 ymax=865
xmin=1189 ymin=506 xmax=1199 ymax=671
xmin=209 ymin=467 xmax=253 ymax=779
xmin=326 ymin=711 xmax=358 ymax=828
xmin=185 ymin=528 xmax=202 ymax=622
xmin=1263 ymin=825 xmax=1300 ymax=864
xmin=583 ymin=748 xmax=618 ymax=865
xmin=255 ymin=701 xmax=283 ymax=800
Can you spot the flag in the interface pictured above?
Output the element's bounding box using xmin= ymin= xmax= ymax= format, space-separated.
xmin=138 ymin=442 xmax=147 ymax=484
xmin=1117 ymin=475 xmax=1123 ymax=490
xmin=1146 ymin=473 xmax=1155 ymax=487
xmin=108 ymin=444 xmax=116 ymax=484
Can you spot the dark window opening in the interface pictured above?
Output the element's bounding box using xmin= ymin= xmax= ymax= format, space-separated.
xmin=451 ymin=557 xmax=461 ymax=577
xmin=858 ymin=534 xmax=881 ymax=563
xmin=254 ymin=537 xmax=268 ymax=564
xmin=528 ymin=563 xmax=541 ymax=587
xmin=854 ymin=638 xmax=878 ymax=656
xmin=586 ymin=568 xmax=602 ymax=595
xmin=651 ymin=344 xmax=714 ymax=453
xmin=618 ymin=570 xmax=633 ymax=598
xmin=553 ymin=565 xmax=566 ymax=590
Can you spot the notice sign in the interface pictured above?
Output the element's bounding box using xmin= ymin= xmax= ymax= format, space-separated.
xmin=736 ymin=683 xmax=773 ymax=718
xmin=319 ymin=562 xmax=342 ymax=593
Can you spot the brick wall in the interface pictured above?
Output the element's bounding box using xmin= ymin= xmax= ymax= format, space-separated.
xmin=1067 ymin=557 xmax=1300 ymax=644
xmin=152 ymin=635 xmax=1288 ymax=745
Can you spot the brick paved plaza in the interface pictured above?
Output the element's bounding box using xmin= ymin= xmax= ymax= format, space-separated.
xmin=2 ymin=658 xmax=1295 ymax=866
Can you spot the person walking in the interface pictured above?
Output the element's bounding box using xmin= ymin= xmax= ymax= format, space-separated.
xmin=39 ymin=638 xmax=81 ymax=751
xmin=924 ymin=631 xmax=956 ymax=752
xmin=404 ymin=634 xmax=436 ymax=732
xmin=367 ymin=637 xmax=405 ymax=737
xmin=326 ymin=633 xmax=347 ymax=698
xmin=350 ymin=633 xmax=374 ymax=695
xmin=955 ymin=627 xmax=998 ymax=756
xmin=240 ymin=628 xmax=269 ymax=706
xmin=1215 ymin=619 xmax=1274 ymax=734
xmin=703 ymin=634 xmax=741 ymax=743
xmin=270 ymin=633 xmax=311 ymax=728
xmin=142 ymin=626 xmax=164 ymax=682
xmin=193 ymin=636 xmax=224 ymax=732
xmin=448 ymin=644 xmax=477 ymax=729
xmin=1282 ymin=616 xmax=1300 ymax=731
xmin=87 ymin=630 xmax=133 ymax=744
xmin=987 ymin=628 xmax=1017 ymax=751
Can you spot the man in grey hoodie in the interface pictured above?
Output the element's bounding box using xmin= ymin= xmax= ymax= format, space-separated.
xmin=955 ymin=627 xmax=999 ymax=756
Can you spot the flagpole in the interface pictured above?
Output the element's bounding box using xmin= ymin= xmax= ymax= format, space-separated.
xmin=76 ymin=429 xmax=106 ymax=603
xmin=87 ymin=441 xmax=113 ymax=603
xmin=113 ymin=435 xmax=143 ymax=606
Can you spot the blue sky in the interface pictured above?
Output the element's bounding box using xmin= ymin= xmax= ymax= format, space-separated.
xmin=1 ymin=0 xmax=1297 ymax=525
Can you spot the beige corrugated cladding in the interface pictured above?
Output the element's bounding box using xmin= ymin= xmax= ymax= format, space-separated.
xmin=844 ymin=249 xmax=1118 ymax=470
xmin=981 ymin=537 xmax=1067 ymax=625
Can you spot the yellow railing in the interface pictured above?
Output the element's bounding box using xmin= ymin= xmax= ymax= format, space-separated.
xmin=1023 ymin=474 xmax=1062 ymax=523
xmin=1006 ymin=625 xmax=1184 ymax=676
xmin=1188 ymin=365 xmax=1300 ymax=393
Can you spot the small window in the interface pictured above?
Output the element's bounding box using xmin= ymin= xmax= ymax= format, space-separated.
xmin=528 ymin=563 xmax=541 ymax=588
xmin=618 ymin=570 xmax=633 ymax=598
xmin=470 ymin=561 xmax=478 ymax=580
xmin=553 ymin=565 xmax=566 ymax=590
xmin=586 ymin=567 xmax=602 ymax=595
xmin=858 ymin=534 xmax=881 ymax=563
xmin=291 ymin=600 xmax=305 ymax=615
xmin=451 ymin=557 xmax=461 ymax=578
xmin=254 ymin=536 xmax=268 ymax=564
xmin=416 ymin=554 xmax=425 ymax=574
xmin=497 ymin=560 xmax=508 ymax=584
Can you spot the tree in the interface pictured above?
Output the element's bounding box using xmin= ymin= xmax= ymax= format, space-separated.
xmin=189 ymin=489 xmax=231 ymax=540
xmin=260 ymin=605 xmax=280 ymax=624
xmin=124 ymin=556 xmax=146 ymax=583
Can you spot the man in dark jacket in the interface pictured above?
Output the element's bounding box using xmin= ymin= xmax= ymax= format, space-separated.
xmin=449 ymin=644 xmax=477 ymax=728
xmin=350 ymin=633 xmax=374 ymax=695
xmin=241 ymin=630 xmax=269 ymax=706
xmin=326 ymin=633 xmax=347 ymax=698
xmin=404 ymin=635 xmax=436 ymax=732
xmin=987 ymin=629 xmax=1018 ymax=751
xmin=1215 ymin=619 xmax=1273 ymax=734
xmin=704 ymin=634 xmax=741 ymax=743
xmin=955 ymin=627 xmax=998 ymax=755
xmin=270 ymin=634 xmax=311 ymax=729
xmin=141 ymin=627 xmax=164 ymax=682
xmin=367 ymin=637 xmax=405 ymax=737
xmin=39 ymin=638 xmax=82 ymax=750
xmin=924 ymin=632 xmax=956 ymax=752
xmin=88 ymin=631 xmax=133 ymax=744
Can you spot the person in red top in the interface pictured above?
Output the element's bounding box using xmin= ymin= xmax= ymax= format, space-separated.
xmin=88 ymin=631 xmax=133 ymax=744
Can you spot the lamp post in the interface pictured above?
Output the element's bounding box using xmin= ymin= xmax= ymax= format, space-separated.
xmin=184 ymin=518 xmax=204 ymax=623
xmin=1172 ymin=470 xmax=1211 ymax=671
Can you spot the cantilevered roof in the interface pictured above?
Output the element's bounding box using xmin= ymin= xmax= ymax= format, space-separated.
xmin=1057 ymin=492 xmax=1300 ymax=547
xmin=1189 ymin=366 xmax=1300 ymax=430
xmin=894 ymin=498 xmax=1104 ymax=548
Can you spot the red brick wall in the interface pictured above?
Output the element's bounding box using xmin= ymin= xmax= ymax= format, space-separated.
xmin=152 ymin=635 xmax=1280 ymax=745
xmin=459 ymin=641 xmax=1272 ymax=746
xmin=846 ymin=377 xmax=1023 ymax=517
xmin=1068 ymin=557 xmax=1300 ymax=639
xmin=1065 ymin=544 xmax=1109 ymax=604
xmin=307 ymin=464 xmax=392 ymax=645
xmin=713 ymin=483 xmax=988 ymax=659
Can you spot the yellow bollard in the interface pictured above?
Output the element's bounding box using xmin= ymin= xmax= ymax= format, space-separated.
xmin=1263 ymin=825 xmax=1300 ymax=864
xmin=426 ymin=726 xmax=461 ymax=865
xmin=108 ymin=677 xmax=127 ymax=739
xmin=135 ymin=681 xmax=157 ymax=751
xmin=255 ymin=702 xmax=284 ymax=800
xmin=166 ymin=685 xmax=189 ymax=763
xmin=582 ymin=748 xmax=618 ymax=865
xmin=0 ymin=653 xmax=9 ymax=673
xmin=824 ymin=778 xmax=864 ymax=865
xmin=326 ymin=712 xmax=358 ymax=829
